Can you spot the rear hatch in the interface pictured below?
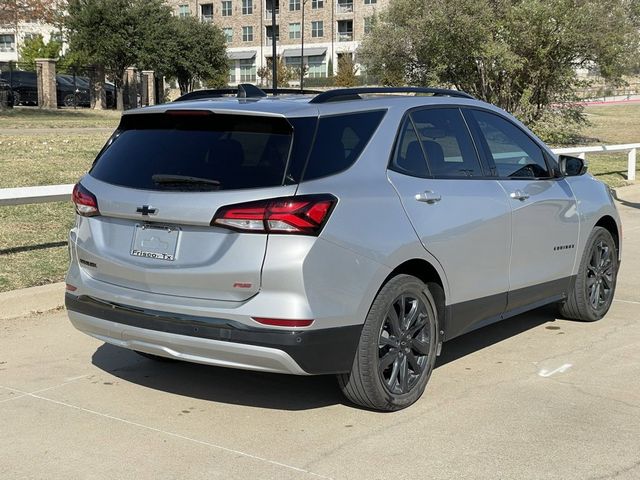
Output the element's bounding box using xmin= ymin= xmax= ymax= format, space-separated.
xmin=74 ymin=110 xmax=304 ymax=302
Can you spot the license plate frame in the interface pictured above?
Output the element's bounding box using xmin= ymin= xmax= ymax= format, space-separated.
xmin=130 ymin=224 xmax=180 ymax=262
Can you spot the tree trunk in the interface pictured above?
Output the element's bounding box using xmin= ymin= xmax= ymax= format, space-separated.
xmin=91 ymin=65 xmax=106 ymax=110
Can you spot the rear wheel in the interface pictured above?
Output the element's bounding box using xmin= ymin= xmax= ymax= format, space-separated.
xmin=338 ymin=275 xmax=439 ymax=411
xmin=559 ymin=226 xmax=618 ymax=321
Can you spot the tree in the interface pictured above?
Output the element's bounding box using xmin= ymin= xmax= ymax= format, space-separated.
xmin=65 ymin=0 xmax=139 ymax=110
xmin=335 ymin=55 xmax=359 ymax=87
xmin=18 ymin=35 xmax=62 ymax=69
xmin=359 ymin=0 xmax=640 ymax=142
xmin=257 ymin=56 xmax=295 ymax=88
xmin=0 ymin=0 xmax=57 ymax=30
xmin=164 ymin=16 xmax=228 ymax=94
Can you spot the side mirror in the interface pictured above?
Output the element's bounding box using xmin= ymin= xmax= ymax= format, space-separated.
xmin=559 ymin=155 xmax=587 ymax=177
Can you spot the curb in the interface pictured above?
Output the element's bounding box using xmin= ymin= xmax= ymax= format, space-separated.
xmin=0 ymin=282 xmax=65 ymax=320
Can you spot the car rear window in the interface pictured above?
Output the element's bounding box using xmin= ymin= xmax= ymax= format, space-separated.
xmin=90 ymin=112 xmax=295 ymax=191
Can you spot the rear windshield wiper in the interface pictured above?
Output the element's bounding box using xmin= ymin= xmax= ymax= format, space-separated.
xmin=152 ymin=174 xmax=221 ymax=188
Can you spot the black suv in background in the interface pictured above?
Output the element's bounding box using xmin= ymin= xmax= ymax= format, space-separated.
xmin=0 ymin=70 xmax=115 ymax=108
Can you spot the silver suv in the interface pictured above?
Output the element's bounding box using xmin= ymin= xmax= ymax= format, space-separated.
xmin=66 ymin=86 xmax=621 ymax=411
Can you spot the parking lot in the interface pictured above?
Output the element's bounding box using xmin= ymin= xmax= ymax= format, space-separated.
xmin=1 ymin=188 xmax=639 ymax=480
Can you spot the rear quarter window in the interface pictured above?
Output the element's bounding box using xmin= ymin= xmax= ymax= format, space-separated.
xmin=302 ymin=110 xmax=386 ymax=181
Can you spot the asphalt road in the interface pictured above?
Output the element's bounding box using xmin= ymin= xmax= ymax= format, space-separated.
xmin=2 ymin=189 xmax=640 ymax=480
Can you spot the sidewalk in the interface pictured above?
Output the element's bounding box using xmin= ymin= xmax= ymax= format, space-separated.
xmin=0 ymin=282 xmax=64 ymax=320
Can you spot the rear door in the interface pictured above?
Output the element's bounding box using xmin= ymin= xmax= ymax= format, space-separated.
xmin=387 ymin=107 xmax=512 ymax=338
xmin=75 ymin=110 xmax=301 ymax=302
xmin=463 ymin=108 xmax=579 ymax=311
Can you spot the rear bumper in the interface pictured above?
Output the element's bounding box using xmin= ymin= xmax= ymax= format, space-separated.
xmin=65 ymin=293 xmax=361 ymax=375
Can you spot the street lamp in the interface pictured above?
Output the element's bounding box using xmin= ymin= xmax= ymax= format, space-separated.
xmin=300 ymin=0 xmax=308 ymax=91
xmin=272 ymin=0 xmax=278 ymax=94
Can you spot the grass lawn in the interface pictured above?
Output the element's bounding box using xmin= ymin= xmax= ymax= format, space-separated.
xmin=0 ymin=107 xmax=120 ymax=129
xmin=568 ymin=103 xmax=640 ymax=187
xmin=0 ymin=104 xmax=639 ymax=292
xmin=0 ymin=109 xmax=116 ymax=292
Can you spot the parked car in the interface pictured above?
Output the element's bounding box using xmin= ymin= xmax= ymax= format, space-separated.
xmin=0 ymin=78 xmax=13 ymax=108
xmin=0 ymin=70 xmax=115 ymax=108
xmin=65 ymin=86 xmax=621 ymax=411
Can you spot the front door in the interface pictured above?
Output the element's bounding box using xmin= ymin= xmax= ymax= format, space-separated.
xmin=464 ymin=108 xmax=580 ymax=312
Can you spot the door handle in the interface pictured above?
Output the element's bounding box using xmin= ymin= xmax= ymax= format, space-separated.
xmin=510 ymin=190 xmax=530 ymax=201
xmin=415 ymin=190 xmax=441 ymax=204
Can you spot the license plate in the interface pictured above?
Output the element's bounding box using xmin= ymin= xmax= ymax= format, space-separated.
xmin=130 ymin=224 xmax=179 ymax=261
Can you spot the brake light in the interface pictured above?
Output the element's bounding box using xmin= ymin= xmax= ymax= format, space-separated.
xmin=72 ymin=183 xmax=100 ymax=217
xmin=212 ymin=194 xmax=336 ymax=235
xmin=252 ymin=317 xmax=314 ymax=327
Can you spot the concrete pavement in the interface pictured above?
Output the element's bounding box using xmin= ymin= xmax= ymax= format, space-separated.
xmin=1 ymin=188 xmax=640 ymax=479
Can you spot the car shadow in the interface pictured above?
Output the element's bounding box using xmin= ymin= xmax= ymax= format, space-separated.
xmin=91 ymin=306 xmax=559 ymax=411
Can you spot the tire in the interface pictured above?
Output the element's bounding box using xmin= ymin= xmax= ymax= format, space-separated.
xmin=63 ymin=93 xmax=77 ymax=107
xmin=134 ymin=351 xmax=177 ymax=362
xmin=559 ymin=226 xmax=618 ymax=321
xmin=11 ymin=90 xmax=20 ymax=106
xmin=338 ymin=275 xmax=440 ymax=411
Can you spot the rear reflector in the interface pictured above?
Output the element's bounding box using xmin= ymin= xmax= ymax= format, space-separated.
xmin=252 ymin=317 xmax=314 ymax=327
xmin=65 ymin=283 xmax=77 ymax=292
xmin=212 ymin=194 xmax=337 ymax=235
xmin=72 ymin=183 xmax=100 ymax=217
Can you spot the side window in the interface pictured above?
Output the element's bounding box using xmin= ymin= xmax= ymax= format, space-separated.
xmin=303 ymin=110 xmax=385 ymax=181
xmin=470 ymin=110 xmax=549 ymax=178
xmin=390 ymin=118 xmax=429 ymax=177
xmin=409 ymin=108 xmax=483 ymax=177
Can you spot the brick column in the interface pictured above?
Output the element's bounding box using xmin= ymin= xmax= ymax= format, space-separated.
xmin=125 ymin=67 xmax=138 ymax=109
xmin=142 ymin=71 xmax=156 ymax=106
xmin=35 ymin=58 xmax=57 ymax=109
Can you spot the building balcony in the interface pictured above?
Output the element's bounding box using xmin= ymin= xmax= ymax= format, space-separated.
xmin=265 ymin=9 xmax=280 ymax=20
xmin=336 ymin=2 xmax=353 ymax=14
xmin=201 ymin=14 xmax=214 ymax=23
xmin=337 ymin=32 xmax=353 ymax=42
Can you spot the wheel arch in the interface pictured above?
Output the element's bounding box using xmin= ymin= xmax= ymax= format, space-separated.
xmin=594 ymin=215 xmax=620 ymax=254
xmin=381 ymin=259 xmax=446 ymax=339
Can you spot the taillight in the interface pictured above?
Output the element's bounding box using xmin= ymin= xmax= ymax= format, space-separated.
xmin=72 ymin=183 xmax=100 ymax=217
xmin=212 ymin=194 xmax=336 ymax=235
xmin=252 ymin=317 xmax=314 ymax=327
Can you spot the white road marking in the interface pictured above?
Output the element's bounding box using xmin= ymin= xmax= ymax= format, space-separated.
xmin=614 ymin=298 xmax=640 ymax=305
xmin=0 ymin=385 xmax=333 ymax=479
xmin=0 ymin=375 xmax=89 ymax=404
xmin=538 ymin=363 xmax=573 ymax=377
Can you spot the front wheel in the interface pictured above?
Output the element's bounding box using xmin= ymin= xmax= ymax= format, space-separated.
xmin=338 ymin=275 xmax=440 ymax=411
xmin=559 ymin=226 xmax=618 ymax=321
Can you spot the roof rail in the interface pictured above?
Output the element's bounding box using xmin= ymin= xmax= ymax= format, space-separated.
xmin=309 ymin=87 xmax=475 ymax=104
xmin=174 ymin=84 xmax=322 ymax=102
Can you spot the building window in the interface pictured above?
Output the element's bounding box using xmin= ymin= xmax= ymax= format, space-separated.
xmin=289 ymin=0 xmax=300 ymax=11
xmin=308 ymin=54 xmax=326 ymax=78
xmin=229 ymin=64 xmax=237 ymax=83
xmin=239 ymin=58 xmax=256 ymax=82
xmin=337 ymin=19 xmax=352 ymax=41
xmin=0 ymin=34 xmax=16 ymax=52
xmin=311 ymin=20 xmax=323 ymax=38
xmin=223 ymin=28 xmax=233 ymax=43
xmin=288 ymin=22 xmax=300 ymax=39
xmin=364 ymin=0 xmax=376 ymax=4
xmin=311 ymin=0 xmax=323 ymax=8
xmin=364 ymin=16 xmax=373 ymax=34
xmin=266 ymin=0 xmax=279 ymax=16
xmin=242 ymin=26 xmax=254 ymax=41
xmin=201 ymin=3 xmax=214 ymax=21
xmin=242 ymin=0 xmax=253 ymax=14
xmin=336 ymin=0 xmax=353 ymax=13
xmin=178 ymin=4 xmax=189 ymax=17
xmin=222 ymin=0 xmax=232 ymax=16
xmin=266 ymin=25 xmax=280 ymax=44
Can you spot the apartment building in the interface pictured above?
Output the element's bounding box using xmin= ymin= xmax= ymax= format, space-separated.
xmin=165 ymin=0 xmax=388 ymax=85
xmin=0 ymin=23 xmax=62 ymax=64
